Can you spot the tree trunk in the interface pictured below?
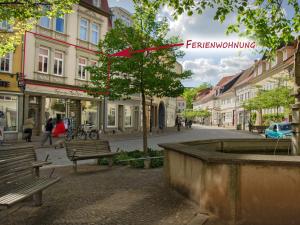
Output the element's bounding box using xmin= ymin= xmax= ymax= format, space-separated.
xmin=141 ymin=92 xmax=148 ymax=154
xmin=292 ymin=39 xmax=300 ymax=155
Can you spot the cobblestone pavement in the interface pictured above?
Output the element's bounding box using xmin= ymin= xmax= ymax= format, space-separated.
xmin=2 ymin=166 xmax=200 ymax=225
xmin=34 ymin=124 xmax=262 ymax=166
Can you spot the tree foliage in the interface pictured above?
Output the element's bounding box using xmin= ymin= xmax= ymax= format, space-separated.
xmin=182 ymin=83 xmax=212 ymax=109
xmin=0 ymin=0 xmax=78 ymax=56
xmin=86 ymin=3 xmax=191 ymax=152
xmin=243 ymin=80 xmax=293 ymax=114
xmin=141 ymin=0 xmax=300 ymax=56
xmin=181 ymin=109 xmax=211 ymax=120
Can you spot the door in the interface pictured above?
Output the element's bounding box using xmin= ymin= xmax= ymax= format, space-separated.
xmin=118 ymin=105 xmax=124 ymax=131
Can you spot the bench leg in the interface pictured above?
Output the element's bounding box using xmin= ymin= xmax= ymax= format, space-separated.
xmin=108 ymin=157 xmax=113 ymax=167
xmin=34 ymin=167 xmax=40 ymax=177
xmin=33 ymin=191 xmax=43 ymax=206
xmin=73 ymin=161 xmax=78 ymax=172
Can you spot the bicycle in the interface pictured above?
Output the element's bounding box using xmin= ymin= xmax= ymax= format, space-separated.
xmin=76 ymin=124 xmax=99 ymax=140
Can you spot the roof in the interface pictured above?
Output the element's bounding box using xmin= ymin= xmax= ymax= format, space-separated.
xmin=234 ymin=67 xmax=255 ymax=88
xmin=194 ymin=88 xmax=212 ymax=101
xmin=80 ymin=0 xmax=110 ymax=16
xmin=216 ymin=75 xmax=235 ymax=87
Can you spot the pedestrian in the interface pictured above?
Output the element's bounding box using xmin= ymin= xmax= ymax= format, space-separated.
xmin=52 ymin=115 xmax=66 ymax=138
xmin=175 ymin=115 xmax=181 ymax=131
xmin=185 ymin=118 xmax=188 ymax=128
xmin=188 ymin=119 xmax=193 ymax=128
xmin=41 ymin=118 xmax=53 ymax=146
xmin=23 ymin=117 xmax=34 ymax=142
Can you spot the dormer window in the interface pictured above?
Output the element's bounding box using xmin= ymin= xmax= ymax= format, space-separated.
xmin=257 ymin=63 xmax=262 ymax=75
xmin=283 ymin=49 xmax=288 ymax=61
xmin=271 ymin=57 xmax=276 ymax=68
xmin=93 ymin=0 xmax=100 ymax=7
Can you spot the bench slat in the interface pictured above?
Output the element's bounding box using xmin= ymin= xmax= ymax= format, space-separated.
xmin=0 ymin=177 xmax=60 ymax=206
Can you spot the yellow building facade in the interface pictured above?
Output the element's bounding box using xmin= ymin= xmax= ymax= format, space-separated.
xmin=0 ymin=45 xmax=23 ymax=140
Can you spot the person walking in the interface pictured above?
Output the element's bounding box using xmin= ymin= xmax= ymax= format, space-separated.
xmin=23 ymin=117 xmax=34 ymax=142
xmin=41 ymin=118 xmax=53 ymax=146
xmin=175 ymin=115 xmax=181 ymax=131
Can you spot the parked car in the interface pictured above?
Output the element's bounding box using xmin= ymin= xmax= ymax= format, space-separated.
xmin=265 ymin=122 xmax=292 ymax=139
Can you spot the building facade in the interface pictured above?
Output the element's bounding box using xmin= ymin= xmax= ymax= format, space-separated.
xmin=0 ymin=45 xmax=23 ymax=140
xmin=193 ymin=44 xmax=296 ymax=129
xmin=23 ymin=0 xmax=110 ymax=135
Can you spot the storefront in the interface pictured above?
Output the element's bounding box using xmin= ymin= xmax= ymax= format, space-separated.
xmin=24 ymin=83 xmax=102 ymax=136
xmin=106 ymin=99 xmax=140 ymax=132
xmin=0 ymin=75 xmax=23 ymax=141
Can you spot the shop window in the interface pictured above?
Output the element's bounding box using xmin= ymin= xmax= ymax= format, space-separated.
xmin=81 ymin=101 xmax=97 ymax=126
xmin=107 ymin=104 xmax=116 ymax=127
xmin=54 ymin=51 xmax=64 ymax=76
xmin=45 ymin=98 xmax=66 ymax=121
xmin=0 ymin=53 xmax=11 ymax=72
xmin=0 ymin=95 xmax=17 ymax=132
xmin=38 ymin=47 xmax=49 ymax=73
xmin=79 ymin=18 xmax=88 ymax=41
xmin=124 ymin=106 xmax=132 ymax=127
xmin=91 ymin=23 xmax=99 ymax=45
xmin=40 ymin=16 xmax=50 ymax=28
xmin=55 ymin=17 xmax=65 ymax=33
xmin=78 ymin=57 xmax=87 ymax=80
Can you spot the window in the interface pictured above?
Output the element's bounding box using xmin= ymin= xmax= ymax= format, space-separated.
xmin=91 ymin=23 xmax=99 ymax=45
xmin=0 ymin=21 xmax=11 ymax=31
xmin=107 ymin=104 xmax=116 ymax=127
xmin=0 ymin=95 xmax=17 ymax=132
xmin=257 ymin=64 xmax=262 ymax=75
xmin=271 ymin=57 xmax=277 ymax=68
xmin=0 ymin=53 xmax=11 ymax=72
xmin=38 ymin=47 xmax=49 ymax=73
xmin=81 ymin=101 xmax=97 ymax=126
xmin=40 ymin=16 xmax=50 ymax=28
xmin=55 ymin=17 xmax=64 ymax=33
xmin=54 ymin=51 xmax=63 ymax=76
xmin=80 ymin=18 xmax=88 ymax=41
xmin=124 ymin=106 xmax=132 ymax=127
xmin=93 ymin=0 xmax=100 ymax=7
xmin=78 ymin=57 xmax=87 ymax=80
xmin=283 ymin=50 xmax=288 ymax=61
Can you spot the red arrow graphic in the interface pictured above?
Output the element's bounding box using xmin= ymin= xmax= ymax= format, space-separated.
xmin=110 ymin=42 xmax=184 ymax=58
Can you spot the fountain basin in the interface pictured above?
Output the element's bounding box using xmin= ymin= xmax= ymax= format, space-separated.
xmin=159 ymin=138 xmax=300 ymax=225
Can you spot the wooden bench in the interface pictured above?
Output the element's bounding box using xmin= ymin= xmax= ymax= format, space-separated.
xmin=0 ymin=145 xmax=51 ymax=177
xmin=0 ymin=155 xmax=60 ymax=213
xmin=65 ymin=140 xmax=117 ymax=172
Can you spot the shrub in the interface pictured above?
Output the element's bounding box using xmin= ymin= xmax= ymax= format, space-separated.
xmin=98 ymin=149 xmax=164 ymax=168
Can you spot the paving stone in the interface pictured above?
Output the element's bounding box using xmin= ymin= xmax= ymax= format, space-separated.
xmin=1 ymin=166 xmax=199 ymax=225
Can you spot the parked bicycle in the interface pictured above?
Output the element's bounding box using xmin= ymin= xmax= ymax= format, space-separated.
xmin=76 ymin=124 xmax=99 ymax=140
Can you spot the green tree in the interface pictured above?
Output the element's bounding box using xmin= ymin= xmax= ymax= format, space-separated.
xmin=86 ymin=4 xmax=191 ymax=153
xmin=0 ymin=0 xmax=78 ymax=56
xmin=141 ymin=0 xmax=300 ymax=56
xmin=183 ymin=83 xmax=211 ymax=109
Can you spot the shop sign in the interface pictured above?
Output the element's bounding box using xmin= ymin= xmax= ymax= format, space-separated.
xmin=26 ymin=84 xmax=95 ymax=99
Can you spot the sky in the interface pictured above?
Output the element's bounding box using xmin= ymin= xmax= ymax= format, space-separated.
xmin=108 ymin=0 xmax=262 ymax=87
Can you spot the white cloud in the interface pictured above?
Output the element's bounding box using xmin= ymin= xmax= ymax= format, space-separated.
xmin=181 ymin=55 xmax=254 ymax=86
